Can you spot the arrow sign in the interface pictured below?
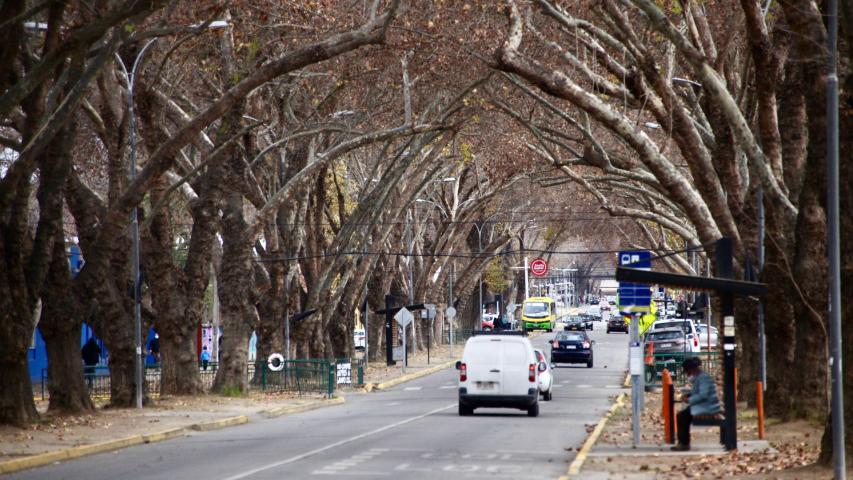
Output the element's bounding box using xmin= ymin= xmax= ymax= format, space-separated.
xmin=394 ymin=307 xmax=414 ymax=328
xmin=530 ymin=258 xmax=548 ymax=277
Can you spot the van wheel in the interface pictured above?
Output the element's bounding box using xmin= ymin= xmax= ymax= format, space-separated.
xmin=458 ymin=404 xmax=473 ymax=416
xmin=543 ymin=391 xmax=552 ymax=401
xmin=527 ymin=402 xmax=540 ymax=417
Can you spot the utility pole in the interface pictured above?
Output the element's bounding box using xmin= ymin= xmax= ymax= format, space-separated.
xmin=757 ymin=187 xmax=766 ymax=390
xmin=827 ymin=0 xmax=846 ymax=476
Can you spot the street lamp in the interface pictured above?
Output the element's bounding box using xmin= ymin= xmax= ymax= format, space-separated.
xmin=473 ymin=212 xmax=502 ymax=326
xmin=114 ymin=20 xmax=229 ymax=410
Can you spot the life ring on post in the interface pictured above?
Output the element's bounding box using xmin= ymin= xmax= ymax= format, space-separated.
xmin=267 ymin=353 xmax=285 ymax=371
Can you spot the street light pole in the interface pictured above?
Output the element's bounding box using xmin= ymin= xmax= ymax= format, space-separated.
xmin=115 ymin=39 xmax=158 ymax=410
xmin=827 ymin=0 xmax=846 ymax=476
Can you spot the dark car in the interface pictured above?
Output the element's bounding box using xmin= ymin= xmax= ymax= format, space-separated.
xmin=564 ymin=315 xmax=592 ymax=331
xmin=644 ymin=327 xmax=689 ymax=355
xmin=550 ymin=331 xmax=594 ymax=368
xmin=607 ymin=314 xmax=629 ymax=334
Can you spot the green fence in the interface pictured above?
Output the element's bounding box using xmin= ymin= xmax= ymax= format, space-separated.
xmin=40 ymin=358 xmax=357 ymax=402
xmin=643 ymin=351 xmax=720 ymax=387
xmin=442 ymin=328 xmax=475 ymax=345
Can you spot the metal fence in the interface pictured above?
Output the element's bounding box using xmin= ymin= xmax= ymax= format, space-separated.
xmin=644 ymin=351 xmax=720 ymax=387
xmin=39 ymin=357 xmax=364 ymax=402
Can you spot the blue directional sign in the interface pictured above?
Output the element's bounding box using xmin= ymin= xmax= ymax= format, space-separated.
xmin=618 ymin=251 xmax=652 ymax=313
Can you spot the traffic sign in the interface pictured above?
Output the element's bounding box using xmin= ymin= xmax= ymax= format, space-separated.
xmin=445 ymin=306 xmax=457 ymax=318
xmin=530 ymin=258 xmax=548 ymax=277
xmin=394 ymin=307 xmax=414 ymax=327
xmin=618 ymin=250 xmax=652 ymax=313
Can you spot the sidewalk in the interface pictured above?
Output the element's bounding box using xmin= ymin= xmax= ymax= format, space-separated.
xmin=572 ymin=388 xmax=835 ymax=479
xmin=0 ymin=393 xmax=341 ymax=474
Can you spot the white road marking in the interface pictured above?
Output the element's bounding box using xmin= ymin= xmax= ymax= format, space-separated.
xmin=221 ymin=403 xmax=456 ymax=480
xmin=386 ymin=402 xmax=401 ymax=406
xmin=575 ymin=385 xmax=592 ymax=388
xmin=404 ymin=386 xmax=423 ymax=391
xmin=440 ymin=385 xmax=456 ymax=389
xmin=553 ymin=384 xmax=564 ymax=388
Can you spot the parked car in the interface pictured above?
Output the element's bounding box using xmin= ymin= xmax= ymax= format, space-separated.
xmin=644 ymin=327 xmax=691 ymax=355
xmin=647 ymin=319 xmax=700 ymax=352
xmin=533 ymin=349 xmax=553 ymax=401
xmin=607 ymin=314 xmax=629 ymax=334
xmin=456 ymin=333 xmax=541 ymax=416
xmin=550 ymin=330 xmax=594 ymax=368
xmin=696 ymin=324 xmax=718 ymax=349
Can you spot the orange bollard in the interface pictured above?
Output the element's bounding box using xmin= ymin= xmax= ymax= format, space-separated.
xmin=734 ymin=367 xmax=738 ymax=402
xmin=756 ymin=381 xmax=765 ymax=440
xmin=662 ymin=368 xmax=674 ymax=443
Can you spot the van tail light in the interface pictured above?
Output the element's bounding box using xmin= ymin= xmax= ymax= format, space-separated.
xmin=529 ymin=364 xmax=536 ymax=382
xmin=582 ymin=342 xmax=590 ymax=349
xmin=460 ymin=363 xmax=467 ymax=382
xmin=694 ymin=337 xmax=698 ymax=348
xmin=552 ymin=340 xmax=559 ymax=348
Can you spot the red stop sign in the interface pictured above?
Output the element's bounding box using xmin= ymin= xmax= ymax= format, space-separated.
xmin=530 ymin=258 xmax=548 ymax=277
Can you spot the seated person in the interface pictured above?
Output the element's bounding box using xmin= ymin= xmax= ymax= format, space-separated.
xmin=672 ymin=357 xmax=721 ymax=451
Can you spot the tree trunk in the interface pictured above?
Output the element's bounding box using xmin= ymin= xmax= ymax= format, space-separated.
xmin=0 ymin=335 xmax=39 ymax=426
xmin=44 ymin=327 xmax=94 ymax=414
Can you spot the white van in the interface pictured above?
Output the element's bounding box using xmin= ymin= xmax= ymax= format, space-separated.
xmin=456 ymin=333 xmax=542 ymax=417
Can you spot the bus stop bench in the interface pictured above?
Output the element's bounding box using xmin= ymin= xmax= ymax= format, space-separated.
xmin=692 ymin=413 xmax=726 ymax=445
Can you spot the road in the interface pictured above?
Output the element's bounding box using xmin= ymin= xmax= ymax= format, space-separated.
xmin=9 ymin=324 xmax=628 ymax=480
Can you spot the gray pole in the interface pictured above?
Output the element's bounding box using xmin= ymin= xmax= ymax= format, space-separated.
xmin=757 ymin=187 xmax=767 ymax=390
xmin=449 ymin=263 xmax=454 ymax=356
xmin=284 ymin=310 xmax=290 ymax=360
xmin=116 ymin=39 xmax=157 ymax=410
xmin=364 ymin=284 xmax=369 ymax=363
xmin=630 ymin=314 xmax=642 ymax=447
xmin=827 ymin=0 xmax=846 ymax=476
xmin=407 ymin=211 xmax=416 ymax=352
xmin=478 ymin=225 xmax=483 ymax=326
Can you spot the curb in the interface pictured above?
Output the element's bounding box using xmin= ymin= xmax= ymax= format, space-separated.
xmin=260 ymin=396 xmax=345 ymax=417
xmin=369 ymin=359 xmax=457 ymax=391
xmin=189 ymin=415 xmax=248 ymax=431
xmin=560 ymin=392 xmax=627 ymax=479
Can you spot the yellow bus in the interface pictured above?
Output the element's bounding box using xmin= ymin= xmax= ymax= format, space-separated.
xmin=521 ymin=297 xmax=557 ymax=332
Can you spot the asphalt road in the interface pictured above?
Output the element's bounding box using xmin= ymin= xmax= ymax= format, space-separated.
xmin=10 ymin=323 xmax=629 ymax=480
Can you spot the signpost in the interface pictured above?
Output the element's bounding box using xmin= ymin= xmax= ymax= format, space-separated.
xmin=618 ymin=251 xmax=652 ymax=313
xmin=395 ymin=307 xmax=414 ymax=373
xmin=618 ymin=251 xmax=651 ymax=447
xmin=530 ymin=258 xmax=548 ymax=278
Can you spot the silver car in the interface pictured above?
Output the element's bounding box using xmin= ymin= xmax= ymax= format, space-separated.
xmin=644 ymin=327 xmax=690 ymax=355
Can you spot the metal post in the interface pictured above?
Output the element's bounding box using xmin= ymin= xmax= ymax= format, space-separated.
xmin=716 ymin=237 xmax=737 ymax=451
xmin=629 ymin=315 xmax=642 ymax=447
xmin=449 ymin=263 xmax=455 ymax=356
xmin=364 ymin=285 xmax=369 ymax=363
xmin=757 ymin=186 xmax=767 ymax=390
xmin=402 ymin=323 xmax=407 ymax=374
xmin=524 ymin=256 xmax=529 ymax=299
xmin=385 ymin=295 xmax=395 ymax=366
xmin=284 ymin=310 xmax=290 ymax=360
xmin=478 ymin=228 xmax=483 ymax=327
xmin=407 ymin=210 xmax=417 ymax=353
xmin=827 ymin=0 xmax=846 ymax=475
xmin=116 ymin=39 xmax=158 ymax=410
